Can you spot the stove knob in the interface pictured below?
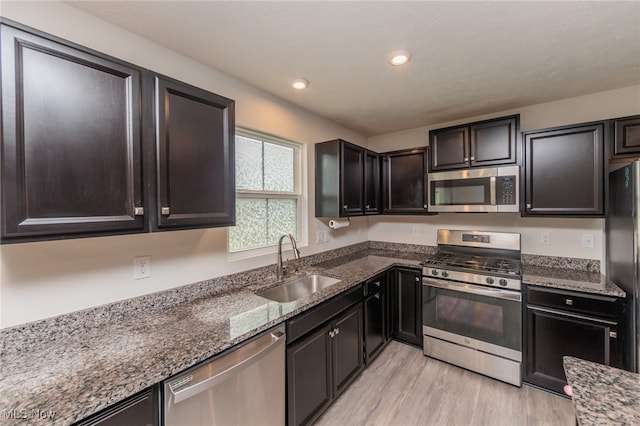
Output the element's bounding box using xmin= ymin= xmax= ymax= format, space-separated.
xmin=499 ymin=279 xmax=508 ymax=287
xmin=431 ymin=269 xmax=439 ymax=276
xmin=442 ymin=271 xmax=449 ymax=278
xmin=485 ymin=277 xmax=495 ymax=285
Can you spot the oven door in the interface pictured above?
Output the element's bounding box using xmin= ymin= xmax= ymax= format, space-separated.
xmin=423 ymin=277 xmax=522 ymax=361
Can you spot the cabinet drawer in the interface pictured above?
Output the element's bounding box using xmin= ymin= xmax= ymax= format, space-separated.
xmin=287 ymin=284 xmax=362 ymax=343
xmin=526 ymin=286 xmax=618 ymax=319
xmin=364 ymin=272 xmax=386 ymax=296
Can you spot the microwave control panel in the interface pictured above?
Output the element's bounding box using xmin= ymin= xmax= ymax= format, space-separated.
xmin=496 ymin=176 xmax=516 ymax=205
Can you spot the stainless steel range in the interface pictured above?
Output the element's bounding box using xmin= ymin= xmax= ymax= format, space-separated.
xmin=422 ymin=229 xmax=523 ymax=386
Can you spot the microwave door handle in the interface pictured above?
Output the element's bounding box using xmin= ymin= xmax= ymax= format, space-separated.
xmin=490 ymin=176 xmax=496 ymax=205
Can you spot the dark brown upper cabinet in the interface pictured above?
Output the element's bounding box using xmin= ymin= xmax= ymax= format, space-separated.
xmin=523 ymin=121 xmax=605 ymax=216
xmin=611 ymin=115 xmax=640 ymax=159
xmin=1 ymin=22 xmax=145 ymax=242
xmin=382 ymin=147 xmax=433 ymax=214
xmin=154 ymin=76 xmax=235 ymax=230
xmin=429 ymin=115 xmax=519 ymax=171
xmin=315 ymin=139 xmax=379 ymax=217
xmin=0 ymin=21 xmax=236 ymax=243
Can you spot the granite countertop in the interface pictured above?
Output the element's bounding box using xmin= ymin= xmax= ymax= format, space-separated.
xmin=563 ymin=356 xmax=640 ymax=425
xmin=0 ymin=248 xmax=422 ymax=426
xmin=523 ymin=265 xmax=625 ymax=297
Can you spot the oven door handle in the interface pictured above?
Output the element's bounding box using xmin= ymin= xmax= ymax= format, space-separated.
xmin=423 ymin=278 xmax=522 ymax=302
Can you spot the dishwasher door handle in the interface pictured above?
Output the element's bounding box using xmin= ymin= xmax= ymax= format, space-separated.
xmin=169 ymin=328 xmax=286 ymax=404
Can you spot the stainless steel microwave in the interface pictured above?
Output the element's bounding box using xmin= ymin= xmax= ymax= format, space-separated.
xmin=428 ymin=165 xmax=519 ymax=213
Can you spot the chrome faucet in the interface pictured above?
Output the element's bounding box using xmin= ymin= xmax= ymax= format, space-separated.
xmin=277 ymin=234 xmax=301 ymax=281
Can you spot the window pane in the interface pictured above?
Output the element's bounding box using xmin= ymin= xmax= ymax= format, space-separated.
xmin=267 ymin=199 xmax=298 ymax=244
xmin=264 ymin=142 xmax=294 ymax=192
xmin=229 ymin=198 xmax=268 ymax=251
xmin=236 ymin=136 xmax=263 ymax=190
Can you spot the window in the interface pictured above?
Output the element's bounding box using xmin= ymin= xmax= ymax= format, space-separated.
xmin=229 ymin=129 xmax=303 ymax=253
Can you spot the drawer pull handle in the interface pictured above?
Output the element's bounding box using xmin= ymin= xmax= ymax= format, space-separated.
xmin=565 ymin=298 xmax=573 ymax=306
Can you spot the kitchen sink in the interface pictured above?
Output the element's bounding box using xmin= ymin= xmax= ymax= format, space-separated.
xmin=256 ymin=274 xmax=342 ymax=303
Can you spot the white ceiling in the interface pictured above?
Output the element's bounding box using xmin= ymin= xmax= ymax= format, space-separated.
xmin=67 ymin=1 xmax=640 ymax=137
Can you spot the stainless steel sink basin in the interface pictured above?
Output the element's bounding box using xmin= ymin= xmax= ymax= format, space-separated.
xmin=256 ymin=275 xmax=342 ymax=303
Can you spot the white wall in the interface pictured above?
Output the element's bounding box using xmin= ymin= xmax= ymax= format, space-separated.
xmin=0 ymin=1 xmax=369 ymax=328
xmin=368 ymin=85 xmax=640 ymax=264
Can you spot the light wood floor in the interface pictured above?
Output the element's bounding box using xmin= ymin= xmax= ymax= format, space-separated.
xmin=315 ymin=341 xmax=575 ymax=426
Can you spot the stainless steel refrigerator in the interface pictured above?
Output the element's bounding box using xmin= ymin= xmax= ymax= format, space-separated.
xmin=607 ymin=160 xmax=640 ymax=373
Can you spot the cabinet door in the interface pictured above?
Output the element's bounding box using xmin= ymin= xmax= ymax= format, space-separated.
xmin=76 ymin=388 xmax=157 ymax=426
xmin=364 ymin=150 xmax=380 ymax=214
xmin=364 ymin=289 xmax=386 ymax=363
xmin=613 ymin=115 xmax=640 ymax=157
xmin=393 ymin=268 xmax=423 ymax=347
xmin=526 ymin=306 xmax=618 ymax=394
xmin=470 ymin=116 xmax=518 ymax=167
xmin=523 ymin=123 xmax=604 ymax=216
xmin=287 ymin=324 xmax=332 ymax=426
xmin=430 ymin=126 xmax=469 ymax=171
xmin=155 ymin=76 xmax=235 ymax=229
xmin=331 ymin=304 xmax=364 ymax=397
xmin=340 ymin=142 xmax=365 ymax=216
xmin=384 ymin=149 xmax=429 ymax=214
xmin=1 ymin=24 xmax=144 ymax=241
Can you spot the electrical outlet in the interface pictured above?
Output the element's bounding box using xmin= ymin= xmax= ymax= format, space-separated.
xmin=541 ymin=232 xmax=551 ymax=245
xmin=316 ymin=231 xmax=323 ymax=244
xmin=582 ymin=234 xmax=595 ymax=248
xmin=323 ymin=230 xmax=329 ymax=243
xmin=134 ymin=256 xmax=151 ymax=280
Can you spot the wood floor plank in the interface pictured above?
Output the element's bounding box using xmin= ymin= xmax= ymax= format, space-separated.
xmin=315 ymin=341 xmax=575 ymax=426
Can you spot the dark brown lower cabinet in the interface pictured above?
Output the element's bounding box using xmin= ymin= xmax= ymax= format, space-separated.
xmin=364 ymin=272 xmax=389 ymax=364
xmin=287 ymin=303 xmax=363 ymax=426
xmin=391 ymin=268 xmax=423 ymax=347
xmin=74 ymin=387 xmax=158 ymax=426
xmin=525 ymin=286 xmax=621 ymax=395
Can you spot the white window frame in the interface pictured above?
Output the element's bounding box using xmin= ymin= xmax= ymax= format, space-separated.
xmin=227 ymin=127 xmax=307 ymax=260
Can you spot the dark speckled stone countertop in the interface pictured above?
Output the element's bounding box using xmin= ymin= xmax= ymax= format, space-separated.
xmin=523 ymin=265 xmax=625 ymax=297
xmin=563 ymin=356 xmax=640 ymax=425
xmin=0 ymin=246 xmax=424 ymax=426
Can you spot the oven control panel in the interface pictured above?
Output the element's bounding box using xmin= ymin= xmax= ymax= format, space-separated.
xmin=423 ymin=267 xmax=521 ymax=291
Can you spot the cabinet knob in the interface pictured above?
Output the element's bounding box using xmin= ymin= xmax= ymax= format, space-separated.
xmin=343 ymin=204 xmax=348 ymax=209
xmin=526 ymin=203 xmax=532 ymax=209
xmin=161 ymin=207 xmax=170 ymax=215
xmin=415 ymin=276 xmax=420 ymax=282
xmin=366 ymin=204 xmax=370 ymax=209
xmin=565 ymin=298 xmax=573 ymax=306
xmin=374 ymin=293 xmax=381 ymax=300
xmin=464 ymin=157 xmax=469 ymax=162
xmin=610 ymin=331 xmax=617 ymax=338
xmin=374 ymin=281 xmax=381 ymax=287
xmin=470 ymin=156 xmax=475 ymax=161
xmin=335 ymin=327 xmax=340 ymax=336
xmin=134 ymin=207 xmax=144 ymax=216
xmin=423 ymin=204 xmax=428 ymax=209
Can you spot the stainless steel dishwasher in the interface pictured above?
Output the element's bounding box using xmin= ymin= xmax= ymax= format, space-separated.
xmin=163 ymin=324 xmax=286 ymax=426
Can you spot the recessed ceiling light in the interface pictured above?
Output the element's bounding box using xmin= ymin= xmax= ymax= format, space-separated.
xmin=389 ymin=51 xmax=411 ymax=67
xmin=291 ymin=78 xmax=308 ymax=90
